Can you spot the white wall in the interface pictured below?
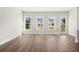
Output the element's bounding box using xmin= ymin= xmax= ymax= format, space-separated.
xmin=68 ymin=8 xmax=78 ymax=42
xmin=0 ymin=7 xmax=22 ymax=45
xmin=77 ymin=7 xmax=79 ymax=42
xmin=77 ymin=8 xmax=79 ymax=30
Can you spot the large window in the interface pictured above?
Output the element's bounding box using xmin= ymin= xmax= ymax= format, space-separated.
xmin=48 ymin=16 xmax=56 ymax=31
xmin=60 ymin=17 xmax=66 ymax=32
xmin=25 ymin=16 xmax=32 ymax=29
xmin=36 ymin=16 xmax=44 ymax=30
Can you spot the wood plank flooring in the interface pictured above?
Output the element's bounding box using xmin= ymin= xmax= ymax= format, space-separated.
xmin=0 ymin=34 xmax=79 ymax=52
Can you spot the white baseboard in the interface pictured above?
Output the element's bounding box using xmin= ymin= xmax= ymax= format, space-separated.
xmin=75 ymin=40 xmax=79 ymax=43
xmin=0 ymin=33 xmax=20 ymax=45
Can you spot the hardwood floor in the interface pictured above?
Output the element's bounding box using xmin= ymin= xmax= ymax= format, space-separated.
xmin=0 ymin=34 xmax=79 ymax=52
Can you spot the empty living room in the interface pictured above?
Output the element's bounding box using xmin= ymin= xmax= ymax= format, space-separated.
xmin=0 ymin=7 xmax=79 ymax=52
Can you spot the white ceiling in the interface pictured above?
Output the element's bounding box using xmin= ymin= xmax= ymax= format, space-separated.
xmin=20 ymin=7 xmax=74 ymax=12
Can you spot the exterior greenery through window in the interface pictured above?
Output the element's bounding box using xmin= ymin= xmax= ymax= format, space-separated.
xmin=25 ymin=17 xmax=31 ymax=29
xmin=61 ymin=18 xmax=66 ymax=32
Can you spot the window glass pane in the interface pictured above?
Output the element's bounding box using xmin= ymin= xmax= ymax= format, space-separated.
xmin=48 ymin=16 xmax=56 ymax=31
xmin=60 ymin=17 xmax=66 ymax=32
xmin=25 ymin=16 xmax=31 ymax=29
xmin=36 ymin=16 xmax=43 ymax=30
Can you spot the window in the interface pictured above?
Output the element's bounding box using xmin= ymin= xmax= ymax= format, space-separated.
xmin=36 ymin=16 xmax=44 ymax=30
xmin=48 ymin=16 xmax=56 ymax=31
xmin=60 ymin=17 xmax=66 ymax=32
xmin=25 ymin=16 xmax=32 ymax=29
